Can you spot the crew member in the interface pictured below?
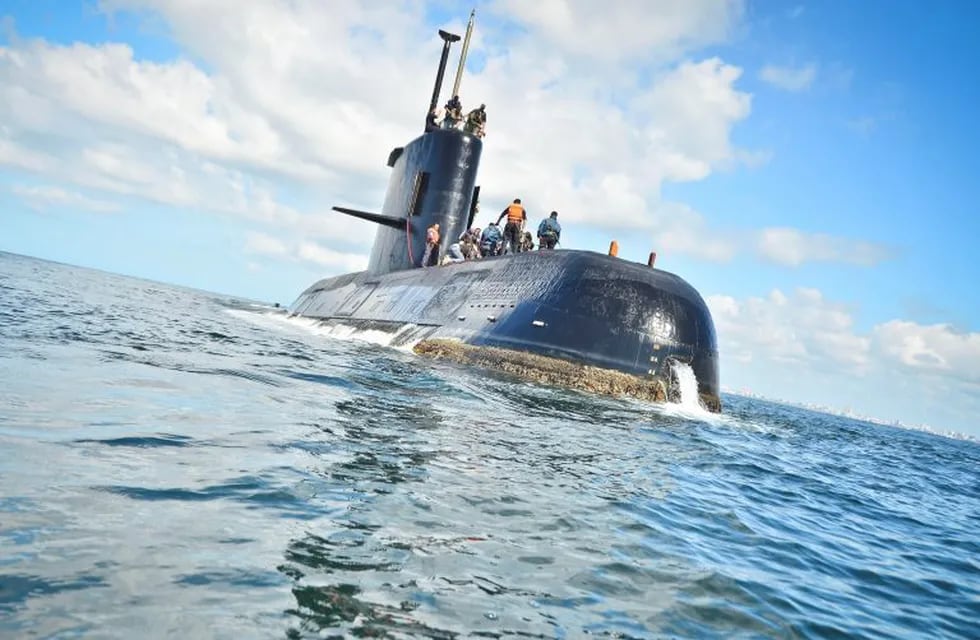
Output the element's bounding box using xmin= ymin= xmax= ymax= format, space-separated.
xmin=442 ymin=241 xmax=466 ymax=264
xmin=496 ymin=198 xmax=526 ymax=254
xmin=480 ymin=223 xmax=503 ymax=256
xmin=537 ymin=211 xmax=561 ymax=250
xmin=443 ymin=95 xmax=463 ymax=129
xmin=519 ymin=231 xmax=535 ymax=252
xmin=421 ymin=222 xmax=440 ymax=267
xmin=464 ymin=104 xmax=487 ymax=137
xmin=425 ymin=108 xmax=440 ymax=132
xmin=460 ymin=227 xmax=482 ymax=259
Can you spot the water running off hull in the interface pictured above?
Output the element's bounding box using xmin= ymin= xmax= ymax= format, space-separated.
xmin=414 ymin=338 xmax=719 ymax=411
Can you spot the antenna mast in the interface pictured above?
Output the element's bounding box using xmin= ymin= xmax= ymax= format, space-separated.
xmin=426 ymin=29 xmax=461 ymax=128
xmin=451 ymin=10 xmax=476 ymax=99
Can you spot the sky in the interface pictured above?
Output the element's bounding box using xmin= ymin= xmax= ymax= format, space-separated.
xmin=2 ymin=0 xmax=978 ymax=435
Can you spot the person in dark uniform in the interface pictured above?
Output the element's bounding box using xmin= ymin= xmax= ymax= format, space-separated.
xmin=425 ymin=108 xmax=440 ymax=132
xmin=443 ymin=95 xmax=463 ymax=129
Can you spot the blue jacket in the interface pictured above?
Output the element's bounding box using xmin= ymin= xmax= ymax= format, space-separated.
xmin=537 ymin=217 xmax=561 ymax=239
xmin=481 ymin=225 xmax=502 ymax=243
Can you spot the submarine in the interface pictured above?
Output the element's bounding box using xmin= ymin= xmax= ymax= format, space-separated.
xmin=290 ymin=13 xmax=721 ymax=411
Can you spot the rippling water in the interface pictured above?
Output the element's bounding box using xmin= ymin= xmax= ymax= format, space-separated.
xmin=1 ymin=251 xmax=977 ymax=639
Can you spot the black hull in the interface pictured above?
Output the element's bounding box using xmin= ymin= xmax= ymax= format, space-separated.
xmin=291 ymin=249 xmax=720 ymax=409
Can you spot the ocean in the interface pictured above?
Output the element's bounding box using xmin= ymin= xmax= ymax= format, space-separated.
xmin=1 ymin=251 xmax=977 ymax=639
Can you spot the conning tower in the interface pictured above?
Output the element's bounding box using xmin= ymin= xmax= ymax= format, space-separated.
xmin=334 ymin=18 xmax=482 ymax=275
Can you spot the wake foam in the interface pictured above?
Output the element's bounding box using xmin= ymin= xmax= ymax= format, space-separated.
xmin=224 ymin=309 xmax=428 ymax=352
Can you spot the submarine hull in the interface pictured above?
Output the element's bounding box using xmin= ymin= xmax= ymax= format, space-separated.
xmin=291 ymin=249 xmax=720 ymax=410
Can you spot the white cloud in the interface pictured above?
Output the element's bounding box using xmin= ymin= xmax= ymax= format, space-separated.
xmin=707 ymin=287 xmax=869 ymax=370
xmin=244 ymin=231 xmax=288 ymax=257
xmin=0 ymin=0 xmax=766 ymax=261
xmin=244 ymin=231 xmax=369 ymax=273
xmin=11 ymin=184 xmax=121 ymax=213
xmin=872 ymin=321 xmax=980 ymax=382
xmin=707 ymin=287 xmax=980 ymax=433
xmin=490 ymin=0 xmax=744 ymax=64
xmin=756 ymin=227 xmax=892 ymax=267
xmin=297 ymin=241 xmax=369 ymax=272
xmin=649 ymin=202 xmax=738 ymax=262
xmin=0 ymin=1 xmax=889 ymax=269
xmin=759 ymin=63 xmax=817 ymax=92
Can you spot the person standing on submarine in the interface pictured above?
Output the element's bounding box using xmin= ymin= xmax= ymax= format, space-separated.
xmin=422 ymin=223 xmax=440 ymax=267
xmin=443 ymin=95 xmax=463 ymax=129
xmin=537 ymin=211 xmax=561 ymax=249
xmin=496 ymin=198 xmax=526 ymax=254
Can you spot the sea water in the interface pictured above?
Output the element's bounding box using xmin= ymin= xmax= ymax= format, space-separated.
xmin=1 ymin=251 xmax=977 ymax=639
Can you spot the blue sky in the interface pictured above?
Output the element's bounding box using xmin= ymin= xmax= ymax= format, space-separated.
xmin=2 ymin=0 xmax=978 ymax=435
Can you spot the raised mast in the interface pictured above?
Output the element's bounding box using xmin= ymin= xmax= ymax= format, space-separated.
xmin=426 ymin=29 xmax=461 ymax=129
xmin=451 ymin=10 xmax=476 ymax=99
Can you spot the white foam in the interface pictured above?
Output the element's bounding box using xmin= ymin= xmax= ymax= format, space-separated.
xmin=673 ymin=361 xmax=701 ymax=409
xmin=635 ymin=361 xmax=734 ymax=426
xmin=224 ymin=309 xmax=427 ymax=352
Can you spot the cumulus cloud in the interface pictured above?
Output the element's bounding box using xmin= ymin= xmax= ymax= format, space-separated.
xmin=707 ymin=287 xmax=870 ymax=370
xmin=650 ymin=201 xmax=738 ymax=262
xmin=708 ymin=287 xmax=980 ymax=387
xmin=297 ymin=241 xmax=369 ymax=272
xmin=0 ymin=0 xmax=768 ymax=261
xmin=244 ymin=231 xmax=288 ymax=258
xmin=756 ymin=227 xmax=892 ymax=267
xmin=872 ymin=321 xmax=980 ymax=383
xmin=491 ymin=0 xmax=744 ymax=64
xmin=244 ymin=230 xmax=369 ymax=273
xmin=11 ymin=184 xmax=121 ymax=213
xmin=759 ymin=63 xmax=817 ymax=92
xmin=707 ymin=287 xmax=980 ymax=431
xmin=0 ymin=0 xmax=888 ymax=268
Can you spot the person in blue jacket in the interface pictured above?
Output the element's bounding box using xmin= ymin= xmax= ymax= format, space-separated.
xmin=480 ymin=222 xmax=503 ymax=256
xmin=537 ymin=211 xmax=561 ymax=250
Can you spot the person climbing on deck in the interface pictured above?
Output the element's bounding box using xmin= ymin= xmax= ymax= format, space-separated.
xmin=480 ymin=222 xmax=503 ymax=256
xmin=422 ymin=223 xmax=440 ymax=267
xmin=460 ymin=227 xmax=482 ymax=259
xmin=496 ymin=198 xmax=526 ymax=254
xmin=441 ymin=241 xmax=466 ymax=265
xmin=537 ymin=211 xmax=561 ymax=250
xmin=519 ymin=231 xmax=535 ymax=252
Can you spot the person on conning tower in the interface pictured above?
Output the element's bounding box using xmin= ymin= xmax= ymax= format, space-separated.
xmin=496 ymin=198 xmax=526 ymax=255
xmin=464 ymin=104 xmax=486 ymax=137
xmin=443 ymin=95 xmax=463 ymax=129
xmin=425 ymin=107 xmax=440 ymax=132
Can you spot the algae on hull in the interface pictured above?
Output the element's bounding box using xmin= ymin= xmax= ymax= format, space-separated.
xmin=414 ymin=338 xmax=672 ymax=404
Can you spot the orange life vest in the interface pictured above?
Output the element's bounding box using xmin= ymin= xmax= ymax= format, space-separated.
xmin=506 ymin=204 xmax=524 ymax=224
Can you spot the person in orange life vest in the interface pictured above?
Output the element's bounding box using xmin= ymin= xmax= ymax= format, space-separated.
xmin=495 ymin=198 xmax=526 ymax=254
xmin=421 ymin=223 xmax=440 ymax=267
